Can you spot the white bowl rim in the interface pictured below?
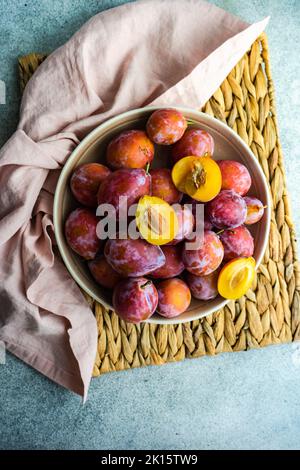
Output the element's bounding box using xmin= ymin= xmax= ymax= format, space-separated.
xmin=54 ymin=106 xmax=271 ymax=325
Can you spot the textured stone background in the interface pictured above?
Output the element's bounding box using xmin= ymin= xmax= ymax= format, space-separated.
xmin=0 ymin=0 xmax=299 ymax=450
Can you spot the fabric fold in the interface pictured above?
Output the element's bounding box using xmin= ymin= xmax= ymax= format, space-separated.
xmin=151 ymin=16 xmax=269 ymax=108
xmin=0 ymin=0 xmax=269 ymax=398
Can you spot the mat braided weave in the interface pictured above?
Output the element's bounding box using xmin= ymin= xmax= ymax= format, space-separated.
xmin=18 ymin=33 xmax=300 ymax=378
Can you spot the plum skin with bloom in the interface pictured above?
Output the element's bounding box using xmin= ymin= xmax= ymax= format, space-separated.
xmin=104 ymin=238 xmax=165 ymax=277
xmin=186 ymin=270 xmax=219 ymax=301
xmin=88 ymin=255 xmax=122 ymax=289
xmin=150 ymin=245 xmax=184 ymax=279
xmin=182 ymin=230 xmax=224 ymax=276
xmin=157 ymin=278 xmax=191 ymax=318
xmin=146 ymin=109 xmax=187 ymax=145
xmin=168 ymin=205 xmax=194 ymax=245
xmin=113 ymin=278 xmax=158 ymax=323
xmin=97 ymin=168 xmax=151 ymax=217
xmin=219 ymin=225 xmax=254 ymax=261
xmin=150 ymin=168 xmax=182 ymax=204
xmin=244 ymin=196 xmax=264 ymax=225
xmin=70 ymin=163 xmax=111 ymax=207
xmin=171 ymin=128 xmax=214 ymax=163
xmin=106 ymin=130 xmax=154 ymax=169
xmin=206 ymin=190 xmax=247 ymax=229
xmin=65 ymin=208 xmax=102 ymax=260
xmin=187 ymin=198 xmax=213 ymax=231
xmin=204 ymin=217 xmax=213 ymax=231
xmin=217 ymin=160 xmax=251 ymax=196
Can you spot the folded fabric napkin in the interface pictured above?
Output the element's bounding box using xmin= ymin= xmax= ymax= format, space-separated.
xmin=0 ymin=0 xmax=269 ymax=400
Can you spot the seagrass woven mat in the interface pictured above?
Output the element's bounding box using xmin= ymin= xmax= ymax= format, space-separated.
xmin=18 ymin=33 xmax=300 ymax=378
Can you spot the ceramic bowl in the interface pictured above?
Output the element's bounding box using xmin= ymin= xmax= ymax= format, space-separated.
xmin=54 ymin=106 xmax=271 ymax=324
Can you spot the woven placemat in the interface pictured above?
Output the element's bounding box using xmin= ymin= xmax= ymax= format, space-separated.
xmin=18 ymin=33 xmax=300 ymax=377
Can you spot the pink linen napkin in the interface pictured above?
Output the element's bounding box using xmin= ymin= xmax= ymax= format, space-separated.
xmin=0 ymin=0 xmax=269 ymax=400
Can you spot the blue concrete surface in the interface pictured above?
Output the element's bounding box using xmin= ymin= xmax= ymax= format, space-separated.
xmin=0 ymin=0 xmax=299 ymax=450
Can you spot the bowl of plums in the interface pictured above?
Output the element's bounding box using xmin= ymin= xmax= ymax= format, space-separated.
xmin=54 ymin=107 xmax=271 ymax=324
